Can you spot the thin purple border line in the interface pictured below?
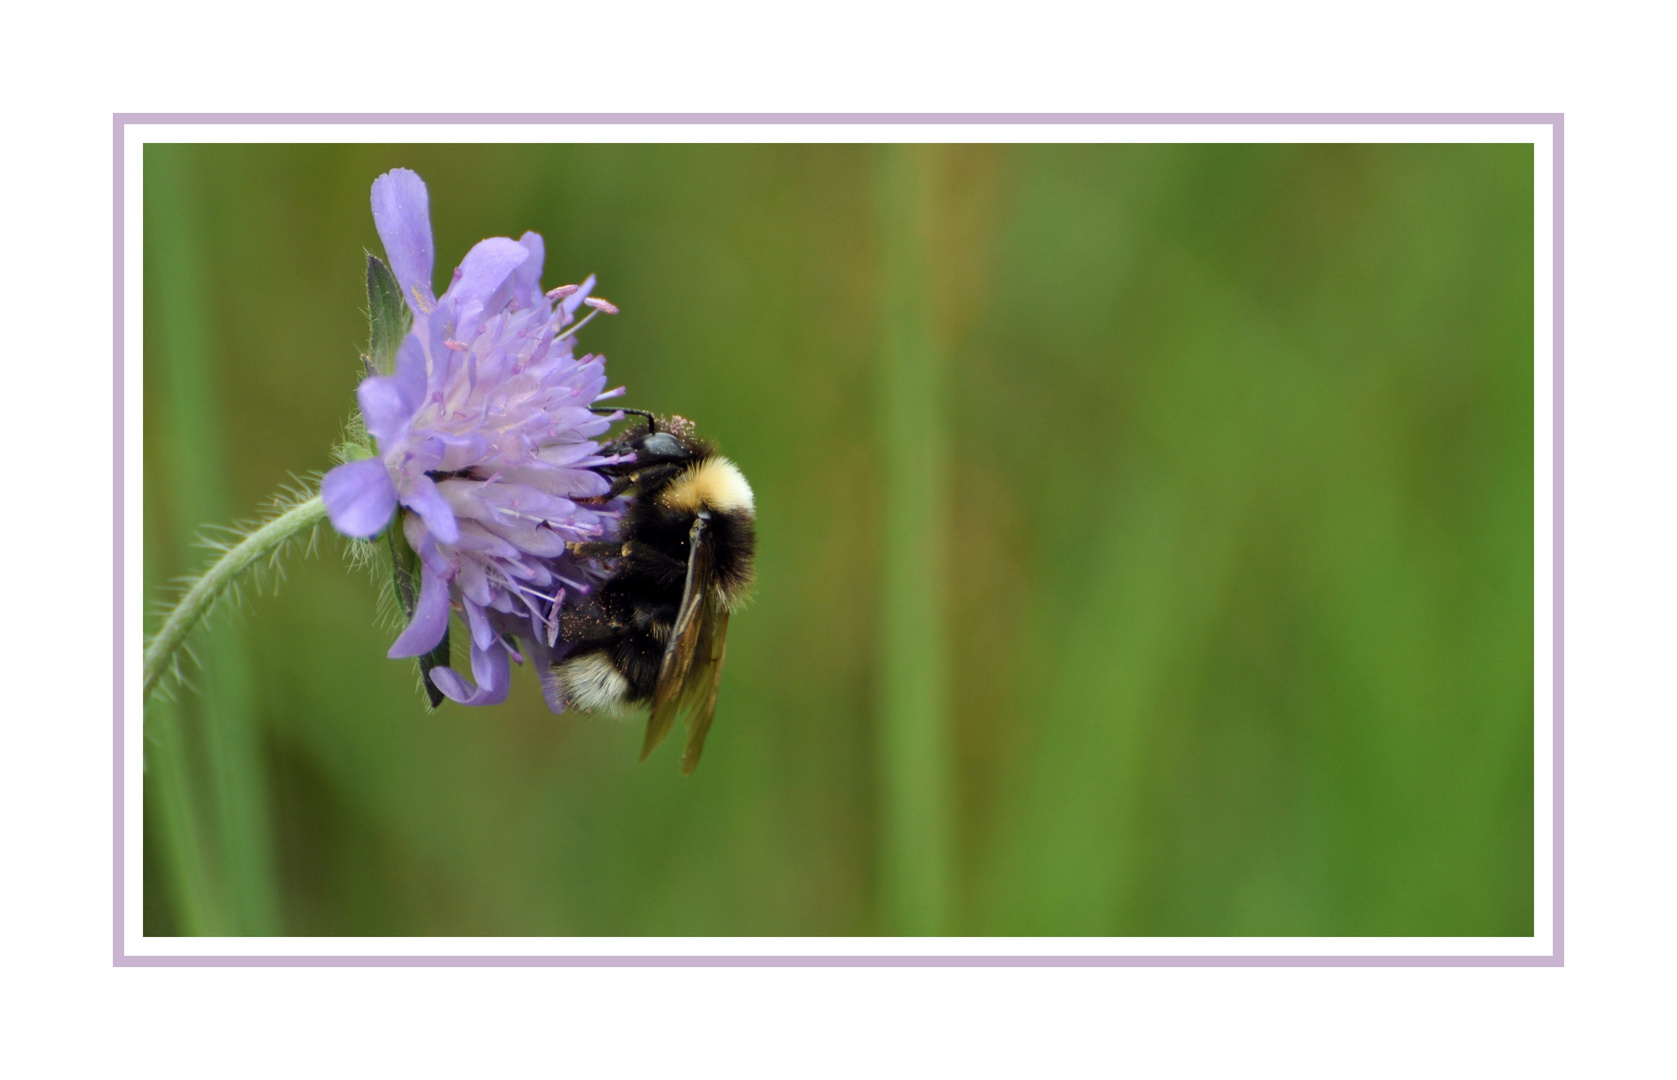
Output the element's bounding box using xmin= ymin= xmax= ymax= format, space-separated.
xmin=114 ymin=112 xmax=1563 ymax=968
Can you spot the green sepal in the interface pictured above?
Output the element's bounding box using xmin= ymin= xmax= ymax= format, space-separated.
xmin=386 ymin=516 xmax=449 ymax=709
xmin=419 ymin=623 xmax=451 ymax=709
xmin=365 ymin=253 xmax=411 ymax=377
xmin=333 ymin=410 xmax=377 ymax=466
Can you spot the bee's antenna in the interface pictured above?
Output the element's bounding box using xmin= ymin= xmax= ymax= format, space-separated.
xmin=591 ymin=406 xmax=657 ymax=435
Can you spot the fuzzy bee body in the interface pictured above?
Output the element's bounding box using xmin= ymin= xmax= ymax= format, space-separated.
xmin=553 ymin=415 xmax=756 ymax=773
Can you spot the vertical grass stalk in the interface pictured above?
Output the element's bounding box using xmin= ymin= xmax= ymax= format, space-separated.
xmin=874 ymin=145 xmax=955 ymax=935
xmin=143 ymin=696 xmax=219 ymax=934
xmin=145 ymin=147 xmax=282 ymax=935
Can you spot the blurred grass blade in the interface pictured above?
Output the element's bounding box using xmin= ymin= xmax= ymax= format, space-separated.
xmin=143 ymin=698 xmax=218 ymax=934
xmin=874 ymin=145 xmax=955 ymax=935
xmin=145 ymin=145 xmax=282 ymax=935
xmin=141 ymin=516 xmax=219 ymax=935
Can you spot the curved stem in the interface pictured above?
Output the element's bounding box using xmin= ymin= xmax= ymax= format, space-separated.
xmin=144 ymin=494 xmax=330 ymax=701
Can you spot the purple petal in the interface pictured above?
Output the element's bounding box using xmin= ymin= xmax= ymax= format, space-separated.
xmin=537 ymin=442 xmax=609 ymax=468
xmin=447 ymin=521 xmax=520 ymax=562
xmin=433 ymin=432 xmax=489 ymax=473
xmin=462 ymin=597 xmax=495 ymax=650
xmin=497 ymin=465 xmax=610 ymax=499
xmin=449 ymin=237 xmax=529 ymax=329
xmin=401 ymin=474 xmax=459 ymax=545
xmin=426 ymin=294 xmax=462 ymax=393
xmin=405 ymin=517 xmax=452 ymax=576
xmin=371 ymin=169 xmax=434 ymax=314
xmin=538 ymin=670 xmax=568 ymax=714
xmin=356 ymin=374 xmax=417 ymax=446
xmin=387 ymin=564 xmax=451 ymax=658
xmin=321 ymin=459 xmax=397 ymax=538
xmin=511 ymin=232 xmax=547 ymax=311
xmin=429 ymin=639 xmax=511 ymax=706
xmin=475 ymin=516 xmax=568 ymax=557
xmin=456 ymin=559 xmax=493 ymax=606
xmin=524 ymin=636 xmax=569 ymax=715
xmin=392 ymin=334 xmax=427 ymax=412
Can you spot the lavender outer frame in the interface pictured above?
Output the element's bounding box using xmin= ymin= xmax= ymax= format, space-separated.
xmin=115 ymin=113 xmax=1563 ymax=967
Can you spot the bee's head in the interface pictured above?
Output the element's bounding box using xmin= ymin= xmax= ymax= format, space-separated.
xmin=635 ymin=431 xmax=688 ymax=461
xmin=621 ymin=414 xmax=711 ymax=466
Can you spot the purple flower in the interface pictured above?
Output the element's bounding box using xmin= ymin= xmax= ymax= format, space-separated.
xmin=321 ymin=168 xmax=626 ymax=709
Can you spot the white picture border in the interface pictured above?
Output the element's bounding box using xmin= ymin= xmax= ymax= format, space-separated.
xmin=119 ymin=118 xmax=1557 ymax=962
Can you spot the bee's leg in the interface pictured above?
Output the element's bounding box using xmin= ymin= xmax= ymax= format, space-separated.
xmin=618 ymin=541 xmax=685 ymax=573
xmin=575 ymin=463 xmax=682 ymax=505
xmin=567 ymin=541 xmax=686 ymax=574
xmin=589 ymin=406 xmax=658 ymax=435
xmin=574 ymin=476 xmax=635 ymax=505
xmin=558 ymin=608 xmax=629 ymax=646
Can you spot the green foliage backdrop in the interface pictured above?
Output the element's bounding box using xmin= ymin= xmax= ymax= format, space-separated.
xmin=142 ymin=142 xmax=1534 ymax=937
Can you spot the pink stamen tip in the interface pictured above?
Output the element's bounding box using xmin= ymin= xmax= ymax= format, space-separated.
xmin=546 ymin=284 xmax=581 ymax=300
xmin=584 ymin=297 xmax=620 ymax=315
xmin=444 ymin=339 xmax=470 ymax=351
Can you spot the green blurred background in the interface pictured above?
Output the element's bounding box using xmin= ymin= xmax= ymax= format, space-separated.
xmin=142 ymin=142 xmax=1533 ymax=937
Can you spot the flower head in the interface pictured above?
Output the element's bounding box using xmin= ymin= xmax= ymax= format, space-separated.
xmin=321 ymin=168 xmax=625 ymax=709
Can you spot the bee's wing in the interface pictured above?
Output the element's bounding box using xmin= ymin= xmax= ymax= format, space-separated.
xmin=641 ymin=517 xmax=714 ymax=761
xmin=676 ymin=594 xmax=719 ymax=716
xmin=678 ymin=605 xmax=730 ymax=775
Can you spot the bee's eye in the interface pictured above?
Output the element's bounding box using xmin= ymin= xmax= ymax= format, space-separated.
xmin=639 ymin=433 xmax=683 ymax=459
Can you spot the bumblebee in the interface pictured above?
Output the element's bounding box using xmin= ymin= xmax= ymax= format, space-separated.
xmin=554 ymin=410 xmax=756 ymax=774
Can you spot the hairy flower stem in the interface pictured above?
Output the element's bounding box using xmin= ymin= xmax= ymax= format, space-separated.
xmin=143 ymin=494 xmax=329 ymax=701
